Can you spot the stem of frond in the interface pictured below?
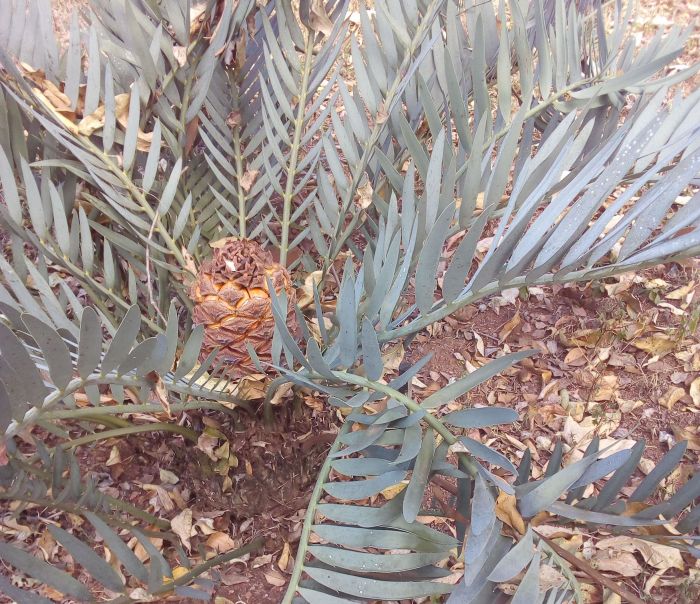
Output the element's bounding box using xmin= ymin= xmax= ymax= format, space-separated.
xmin=282 ymin=421 xmax=351 ymax=604
xmin=234 ymin=125 xmax=247 ymax=238
xmin=280 ymin=32 xmax=315 ymax=266
xmin=60 ymin=422 xmax=200 ymax=448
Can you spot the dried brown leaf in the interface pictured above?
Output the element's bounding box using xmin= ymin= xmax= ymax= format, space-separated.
xmin=206 ymin=531 xmax=239 ymax=553
xmin=659 ymin=386 xmax=686 ymax=410
xmin=240 ymin=169 xmax=259 ymax=192
xmin=308 ymin=0 xmax=334 ymax=35
xmin=356 ymin=179 xmax=373 ymax=209
xmin=495 ymin=490 xmax=526 ymax=535
xmin=106 ymin=445 xmax=121 ymax=466
xmin=592 ymin=374 xmax=618 ymax=402
xmin=278 ymin=541 xmax=292 ymax=572
xmin=171 ymin=509 xmax=193 ymax=552
xmin=690 ymin=377 xmax=700 ymax=406
xmin=592 ymin=551 xmax=643 ymax=577
xmin=596 ymin=536 xmax=684 ymax=572
xmin=264 ymin=568 xmax=287 ymax=587
xmin=670 ymin=425 xmax=700 ymax=450
xmin=632 ymin=335 xmax=677 ymax=357
xmin=499 ymin=312 xmax=521 ymax=342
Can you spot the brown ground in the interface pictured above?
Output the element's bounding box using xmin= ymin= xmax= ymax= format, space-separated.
xmin=1 ymin=1 xmax=698 ymax=604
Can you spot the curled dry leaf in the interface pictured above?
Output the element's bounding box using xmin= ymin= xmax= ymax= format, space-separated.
xmin=604 ymin=274 xmax=635 ymax=296
xmin=532 ymin=525 xmax=578 ymax=539
xmin=173 ymin=45 xmax=188 ymax=67
xmin=560 ymin=328 xmax=615 ymax=349
xmin=189 ymin=3 xmax=208 ymax=36
xmin=36 ymin=529 xmax=58 ymax=562
xmin=0 ymin=442 xmax=8 ymax=466
xmin=618 ymin=399 xmax=644 ymax=413
xmin=495 ymin=490 xmax=526 ymax=535
xmin=638 ymin=457 xmax=656 ymax=475
xmin=498 ymin=311 xmax=521 ymax=342
xmin=233 ymin=376 xmax=268 ymax=401
xmin=269 ymin=382 xmax=294 ymax=405
xmin=493 ymin=288 xmax=520 ymax=308
xmin=603 ymin=591 xmax=623 ymax=604
xmin=689 ymin=377 xmax=700 ymax=406
xmin=143 ymin=484 xmax=175 ymax=513
xmin=33 ymin=87 xmax=80 ymax=134
xmin=659 ymin=386 xmax=686 ymax=410
xmin=20 ymin=63 xmax=76 ymax=118
xmin=194 ymin=517 xmax=216 ymax=536
xmin=78 ymin=93 xmax=153 ymax=150
xmin=184 ymin=116 xmax=200 ymax=156
xmin=278 ymin=541 xmax=292 ymax=572
xmin=305 ymin=0 xmax=334 ymax=35
xmin=562 ymin=411 xmax=622 ymax=448
xmin=129 ymin=588 xmax=156 ymax=601
xmin=106 ymin=445 xmax=121 ymax=466
xmin=130 ymin=535 xmax=164 ymax=563
xmin=150 ymin=374 xmax=172 ymax=415
xmin=564 ymin=347 xmax=588 ymax=366
xmin=252 ymin=553 xmax=273 ymax=568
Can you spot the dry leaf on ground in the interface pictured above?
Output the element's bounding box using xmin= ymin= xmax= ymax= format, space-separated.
xmin=278 ymin=542 xmax=292 ymax=572
xmin=596 ymin=536 xmax=684 ymax=572
xmin=592 ymin=550 xmax=643 ymax=577
xmin=171 ymin=509 xmax=193 ymax=551
xmin=206 ymin=531 xmax=240 ymax=553
xmin=632 ymin=335 xmax=678 ymax=357
xmin=690 ymin=377 xmax=700 ymax=406
xmin=659 ymin=386 xmax=686 ymax=410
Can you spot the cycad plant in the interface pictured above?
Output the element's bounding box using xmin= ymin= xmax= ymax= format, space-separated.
xmin=0 ymin=0 xmax=699 ymax=601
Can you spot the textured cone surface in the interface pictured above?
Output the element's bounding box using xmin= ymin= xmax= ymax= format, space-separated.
xmin=190 ymin=240 xmax=296 ymax=378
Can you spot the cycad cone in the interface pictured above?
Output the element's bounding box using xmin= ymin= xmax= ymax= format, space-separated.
xmin=190 ymin=239 xmax=296 ymax=378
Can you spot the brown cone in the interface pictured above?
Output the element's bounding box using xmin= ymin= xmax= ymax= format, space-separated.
xmin=190 ymin=239 xmax=296 ymax=379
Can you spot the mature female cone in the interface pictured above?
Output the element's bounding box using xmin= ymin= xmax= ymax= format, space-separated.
xmin=190 ymin=239 xmax=297 ymax=378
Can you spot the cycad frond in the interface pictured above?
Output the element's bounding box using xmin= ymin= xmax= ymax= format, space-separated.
xmin=0 ymin=443 xmax=261 ymax=602
xmin=0 ymin=302 xmax=250 ymax=442
xmin=277 ymin=346 xmax=699 ymax=602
